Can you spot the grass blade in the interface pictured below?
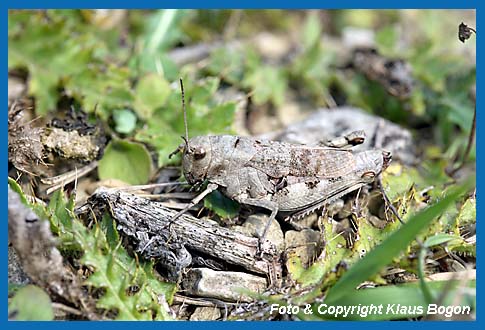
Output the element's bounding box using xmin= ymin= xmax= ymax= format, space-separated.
xmin=306 ymin=280 xmax=475 ymax=320
xmin=146 ymin=9 xmax=179 ymax=53
xmin=325 ymin=179 xmax=473 ymax=304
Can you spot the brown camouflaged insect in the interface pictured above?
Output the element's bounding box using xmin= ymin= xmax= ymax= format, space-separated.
xmin=171 ymin=79 xmax=391 ymax=252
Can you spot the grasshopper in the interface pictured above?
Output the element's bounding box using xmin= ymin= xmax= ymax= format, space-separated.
xmin=171 ymin=79 xmax=391 ymax=254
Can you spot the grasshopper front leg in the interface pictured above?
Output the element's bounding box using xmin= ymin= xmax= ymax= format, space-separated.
xmin=171 ymin=183 xmax=219 ymax=221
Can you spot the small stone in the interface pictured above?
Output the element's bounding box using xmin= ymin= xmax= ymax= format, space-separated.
xmin=337 ymin=204 xmax=353 ymax=220
xmin=446 ymin=259 xmax=467 ymax=272
xmin=190 ymin=307 xmax=221 ymax=321
xmin=342 ymin=27 xmax=375 ymax=49
xmin=288 ymin=212 xmax=318 ymax=230
xmin=253 ymin=32 xmax=292 ymax=60
xmin=234 ymin=214 xmax=284 ymax=252
xmin=327 ymin=199 xmax=345 ymax=217
xmin=368 ymin=215 xmax=388 ymax=229
xmin=285 ymin=229 xmax=323 ymax=267
xmin=8 ymin=76 xmax=26 ymax=102
xmin=181 ymin=268 xmax=267 ymax=302
xmin=172 ymin=304 xmax=190 ymax=320
xmin=276 ymin=96 xmax=305 ymax=127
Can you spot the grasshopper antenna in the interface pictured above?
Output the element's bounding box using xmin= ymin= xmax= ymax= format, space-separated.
xmin=180 ymin=78 xmax=190 ymax=151
xmin=169 ymin=78 xmax=190 ymax=159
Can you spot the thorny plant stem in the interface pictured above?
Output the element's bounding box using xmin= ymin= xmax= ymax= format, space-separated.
xmin=450 ymin=23 xmax=477 ymax=175
xmin=379 ymin=177 xmax=431 ymax=300
xmin=378 ymin=177 xmax=405 ymax=225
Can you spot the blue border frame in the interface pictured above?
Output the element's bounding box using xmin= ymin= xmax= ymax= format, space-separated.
xmin=5 ymin=1 xmax=480 ymax=9
xmin=4 ymin=1 xmax=480 ymax=329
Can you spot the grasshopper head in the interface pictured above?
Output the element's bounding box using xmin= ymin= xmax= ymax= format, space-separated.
xmin=354 ymin=150 xmax=392 ymax=182
xmin=181 ymin=136 xmax=212 ymax=184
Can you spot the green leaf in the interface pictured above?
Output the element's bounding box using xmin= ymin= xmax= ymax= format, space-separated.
xmin=9 ymin=174 xmax=176 ymax=321
xmin=113 ymin=109 xmax=138 ymax=134
xmin=286 ymin=256 xmax=306 ymax=281
xmin=287 ymin=256 xmax=326 ymax=287
xmin=143 ymin=9 xmax=184 ymax=53
xmin=133 ymin=10 xmax=186 ymax=78
xmin=8 ymin=178 xmax=29 ymax=205
xmin=100 ymin=213 xmax=121 ymax=249
xmin=135 ymin=119 xmax=181 ymax=167
xmin=66 ymin=64 xmax=134 ymax=119
xmin=457 ymin=197 xmax=476 ymax=226
xmin=302 ymin=11 xmax=322 ymax=49
xmin=204 ymin=190 xmax=240 ymax=219
xmin=441 ymin=95 xmax=474 ymax=133
xmin=325 ymin=179 xmax=473 ymax=304
xmin=205 ymin=47 xmax=245 ymax=85
xmin=48 ymin=189 xmax=74 ymax=230
xmin=81 ymin=222 xmax=176 ymax=320
xmin=8 ymin=11 xmax=134 ymax=116
xmin=98 ymin=139 xmax=153 ymax=185
xmin=133 ymin=74 xmax=171 ymax=120
xmin=243 ymin=65 xmax=287 ymax=106
xmin=424 ymin=233 xmax=463 ymax=248
xmin=47 ymin=186 xmax=175 ymax=319
xmin=9 ymin=285 xmax=54 ymax=321
xmin=135 ymin=77 xmax=236 ymax=167
xmin=9 ymin=11 xmax=82 ymax=114
xmin=28 ymin=70 xmax=59 ymax=115
xmin=375 ymin=26 xmax=398 ymax=55
xmin=321 ymin=217 xmax=351 ymax=275
xmin=382 ymin=163 xmax=450 ymax=203
xmin=289 ymin=37 xmax=336 ymax=106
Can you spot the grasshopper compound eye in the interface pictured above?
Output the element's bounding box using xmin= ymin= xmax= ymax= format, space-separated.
xmin=193 ymin=147 xmax=206 ymax=160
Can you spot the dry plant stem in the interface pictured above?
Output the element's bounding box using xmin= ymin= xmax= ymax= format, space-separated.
xmin=42 ymin=161 xmax=98 ymax=194
xmin=423 ymin=269 xmax=476 ymax=282
xmin=449 ymin=106 xmax=476 ymax=176
xmin=450 ymin=27 xmax=477 ymax=175
xmin=116 ymin=182 xmax=188 ymax=192
xmin=173 ymin=294 xmax=235 ymax=308
xmin=378 ymin=177 xmax=405 ymax=225
xmin=143 ymin=192 xmax=197 ymax=200
xmin=464 ymin=107 xmax=477 ymax=161
xmin=422 ymin=269 xmax=473 ymax=320
xmin=223 ymin=10 xmax=243 ymax=40
xmin=158 ymin=201 xmax=201 ymax=210
xmin=52 ymin=303 xmax=83 ymax=316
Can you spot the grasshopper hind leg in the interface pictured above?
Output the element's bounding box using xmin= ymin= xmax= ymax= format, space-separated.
xmin=236 ymin=198 xmax=279 ymax=253
xmin=237 ymin=197 xmax=283 ymax=288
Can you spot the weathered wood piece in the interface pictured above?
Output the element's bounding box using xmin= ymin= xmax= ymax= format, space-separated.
xmin=82 ymin=188 xmax=282 ymax=283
